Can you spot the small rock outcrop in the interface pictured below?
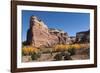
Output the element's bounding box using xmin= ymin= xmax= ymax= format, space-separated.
xmin=76 ymin=30 xmax=90 ymax=43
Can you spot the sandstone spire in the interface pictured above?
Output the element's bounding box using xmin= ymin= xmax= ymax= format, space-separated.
xmin=26 ymin=16 xmax=70 ymax=48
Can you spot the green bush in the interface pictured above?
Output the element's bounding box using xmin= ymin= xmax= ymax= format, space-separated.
xmin=64 ymin=53 xmax=72 ymax=60
xmin=67 ymin=48 xmax=76 ymax=56
xmin=54 ymin=51 xmax=72 ymax=61
xmin=31 ymin=52 xmax=41 ymax=60
xmin=54 ymin=53 xmax=62 ymax=61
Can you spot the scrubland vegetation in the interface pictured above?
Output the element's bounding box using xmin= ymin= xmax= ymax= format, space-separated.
xmin=22 ymin=43 xmax=90 ymax=62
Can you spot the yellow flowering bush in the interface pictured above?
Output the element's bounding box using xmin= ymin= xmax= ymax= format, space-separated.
xmin=53 ymin=44 xmax=87 ymax=52
xmin=22 ymin=46 xmax=39 ymax=55
xmin=72 ymin=44 xmax=81 ymax=49
xmin=80 ymin=44 xmax=89 ymax=49
xmin=54 ymin=44 xmax=70 ymax=52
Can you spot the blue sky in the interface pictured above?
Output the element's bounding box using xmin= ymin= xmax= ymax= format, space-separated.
xmin=22 ymin=10 xmax=90 ymax=41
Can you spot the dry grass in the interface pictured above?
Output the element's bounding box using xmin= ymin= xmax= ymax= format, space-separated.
xmin=53 ymin=44 xmax=89 ymax=52
xmin=22 ymin=46 xmax=39 ymax=55
xmin=53 ymin=44 xmax=69 ymax=51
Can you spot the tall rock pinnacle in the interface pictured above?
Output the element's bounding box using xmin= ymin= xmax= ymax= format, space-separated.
xmin=26 ymin=16 xmax=70 ymax=48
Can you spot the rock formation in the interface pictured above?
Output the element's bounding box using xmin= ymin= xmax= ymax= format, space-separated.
xmin=76 ymin=30 xmax=90 ymax=43
xmin=49 ymin=28 xmax=70 ymax=44
xmin=26 ymin=16 xmax=70 ymax=48
xmin=69 ymin=36 xmax=76 ymax=44
xmin=24 ymin=16 xmax=89 ymax=48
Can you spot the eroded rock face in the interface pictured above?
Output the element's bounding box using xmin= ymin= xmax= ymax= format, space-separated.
xmin=26 ymin=16 xmax=70 ymax=48
xmin=49 ymin=29 xmax=70 ymax=44
xmin=76 ymin=30 xmax=90 ymax=43
xmin=24 ymin=16 xmax=90 ymax=47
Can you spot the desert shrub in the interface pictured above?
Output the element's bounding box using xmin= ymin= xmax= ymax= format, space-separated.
xmin=60 ymin=51 xmax=66 ymax=56
xmin=67 ymin=48 xmax=76 ymax=56
xmin=31 ymin=52 xmax=40 ymax=60
xmin=54 ymin=53 xmax=63 ymax=61
xmin=54 ymin=44 xmax=82 ymax=52
xmin=22 ymin=46 xmax=39 ymax=56
xmin=64 ymin=53 xmax=72 ymax=60
xmin=71 ymin=44 xmax=81 ymax=49
xmin=70 ymin=44 xmax=89 ymax=49
xmin=54 ymin=51 xmax=72 ymax=60
xmin=67 ymin=44 xmax=80 ymax=55
xmin=54 ymin=44 xmax=70 ymax=52
xmin=39 ymin=48 xmax=53 ymax=53
xmin=60 ymin=51 xmax=70 ymax=56
xmin=53 ymin=44 xmax=89 ymax=53
xmin=79 ymin=44 xmax=90 ymax=49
